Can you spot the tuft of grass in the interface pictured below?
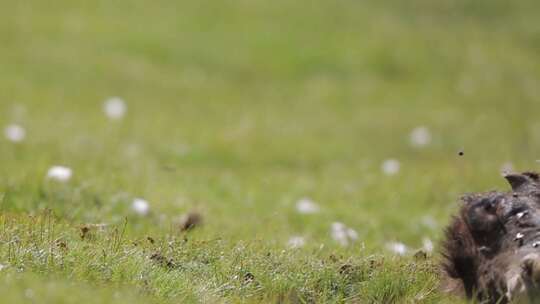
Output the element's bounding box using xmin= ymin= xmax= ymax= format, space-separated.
xmin=0 ymin=211 xmax=451 ymax=303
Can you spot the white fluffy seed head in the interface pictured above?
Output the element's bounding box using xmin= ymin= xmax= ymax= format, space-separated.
xmin=422 ymin=237 xmax=434 ymax=253
xmin=331 ymin=222 xmax=347 ymax=245
xmin=103 ymin=97 xmax=127 ymax=120
xmin=386 ymin=241 xmax=408 ymax=256
xmin=296 ymin=198 xmax=320 ymax=214
xmin=410 ymin=126 xmax=431 ymax=147
xmin=46 ymin=166 xmax=73 ymax=182
xmin=330 ymin=222 xmax=358 ymax=246
xmin=4 ymin=124 xmax=26 ymax=143
xmin=381 ymin=159 xmax=400 ymax=176
xmin=347 ymin=228 xmax=359 ymax=241
xmin=331 ymin=232 xmax=348 ymax=246
xmin=132 ymin=198 xmax=150 ymax=216
xmin=287 ymin=236 xmax=306 ymax=249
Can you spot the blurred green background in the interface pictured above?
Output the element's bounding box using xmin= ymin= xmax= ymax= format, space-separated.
xmin=1 ymin=0 xmax=539 ymax=302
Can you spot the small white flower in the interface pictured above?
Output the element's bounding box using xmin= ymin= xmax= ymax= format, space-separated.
xmin=410 ymin=126 xmax=431 ymax=147
xmin=386 ymin=241 xmax=408 ymax=256
xmin=103 ymin=97 xmax=127 ymax=120
xmin=287 ymin=236 xmax=306 ymax=248
xmin=46 ymin=166 xmax=73 ymax=182
xmin=500 ymin=162 xmax=514 ymax=174
xmin=331 ymin=223 xmax=349 ymax=246
xmin=0 ymin=264 xmax=5 ymax=271
xmin=347 ymin=228 xmax=359 ymax=241
xmin=296 ymin=198 xmax=320 ymax=214
xmin=422 ymin=237 xmax=434 ymax=253
xmin=330 ymin=222 xmax=358 ymax=246
xmin=331 ymin=222 xmax=346 ymax=231
xmin=381 ymin=159 xmax=400 ymax=176
xmin=132 ymin=198 xmax=150 ymax=216
xmin=4 ymin=124 xmax=26 ymax=143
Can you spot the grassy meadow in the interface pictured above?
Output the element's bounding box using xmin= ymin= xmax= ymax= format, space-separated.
xmin=1 ymin=0 xmax=540 ymax=302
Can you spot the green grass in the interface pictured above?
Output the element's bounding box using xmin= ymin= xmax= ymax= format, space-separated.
xmin=1 ymin=0 xmax=540 ymax=302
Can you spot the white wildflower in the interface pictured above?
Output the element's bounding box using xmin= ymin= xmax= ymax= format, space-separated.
xmin=331 ymin=222 xmax=349 ymax=246
xmin=103 ymin=97 xmax=127 ymax=120
xmin=46 ymin=166 xmax=73 ymax=182
xmin=4 ymin=124 xmax=26 ymax=143
xmin=296 ymin=198 xmax=320 ymax=214
xmin=410 ymin=126 xmax=431 ymax=147
xmin=381 ymin=159 xmax=400 ymax=176
xmin=347 ymin=228 xmax=359 ymax=241
xmin=132 ymin=198 xmax=150 ymax=216
xmin=422 ymin=237 xmax=434 ymax=253
xmin=386 ymin=241 xmax=408 ymax=256
xmin=331 ymin=222 xmax=358 ymax=246
xmin=287 ymin=236 xmax=306 ymax=249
